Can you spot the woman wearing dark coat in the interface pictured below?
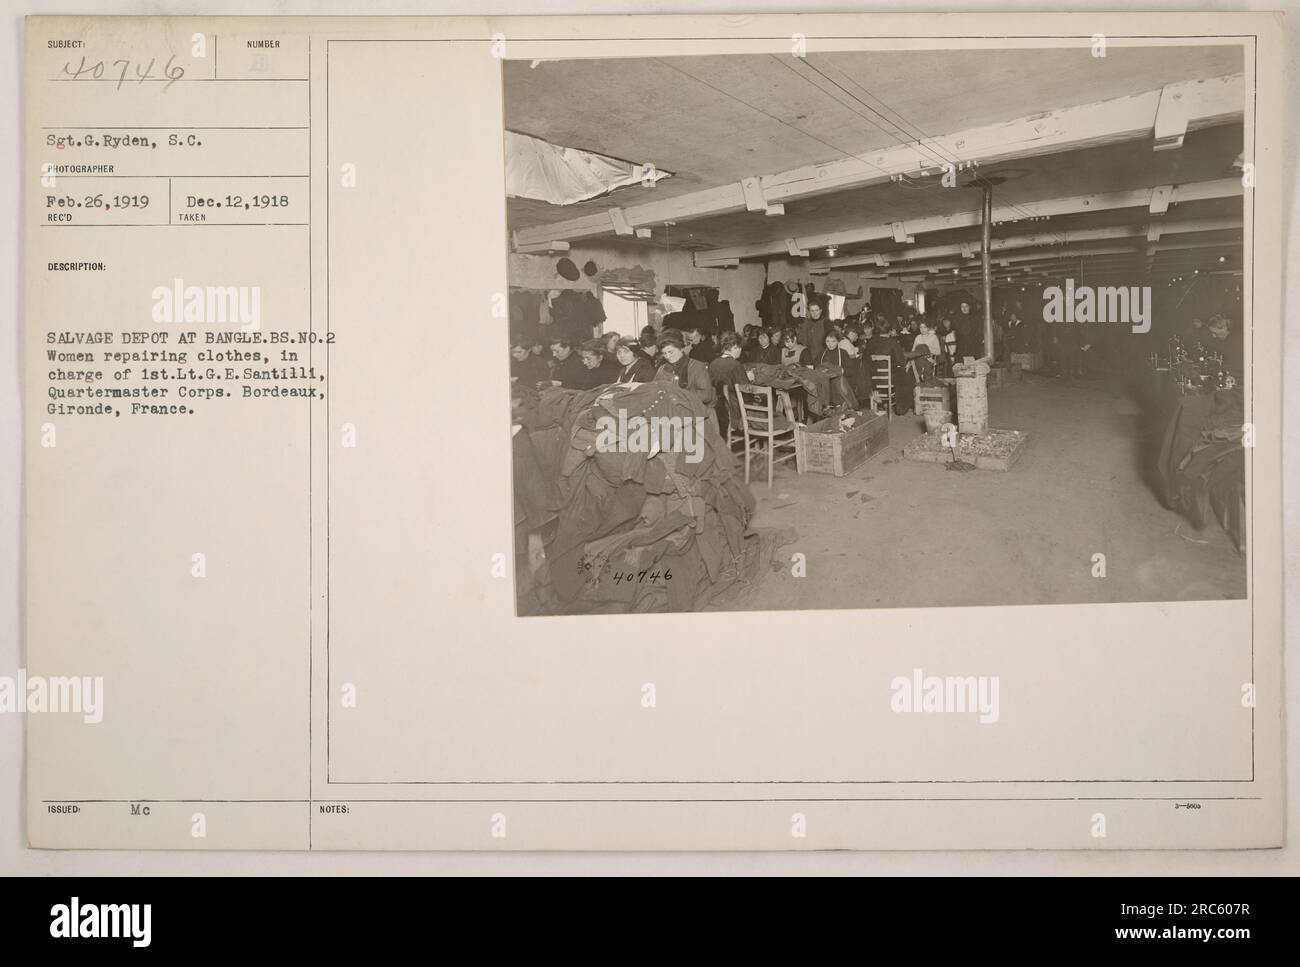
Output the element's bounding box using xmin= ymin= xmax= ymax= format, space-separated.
xmin=779 ymin=327 xmax=811 ymax=367
xmin=654 ymin=328 xmax=714 ymax=406
xmin=511 ymin=337 xmax=551 ymax=387
xmin=817 ymin=332 xmax=851 ymax=369
xmin=752 ymin=329 xmax=781 ymax=365
xmin=613 ymin=338 xmax=657 ymax=384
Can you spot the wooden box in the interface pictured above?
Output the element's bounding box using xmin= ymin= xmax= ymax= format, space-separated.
xmin=914 ymin=382 xmax=953 ymax=414
xmin=1010 ymin=352 xmax=1042 ymax=373
xmin=795 ymin=410 xmax=889 ymax=476
xmin=986 ymin=361 xmax=1022 ymax=389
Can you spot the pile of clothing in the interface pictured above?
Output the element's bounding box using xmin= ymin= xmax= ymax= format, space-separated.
xmin=516 ymin=382 xmax=759 ymax=612
xmin=1156 ymin=386 xmax=1246 ymax=551
xmin=745 ymin=361 xmax=858 ymax=415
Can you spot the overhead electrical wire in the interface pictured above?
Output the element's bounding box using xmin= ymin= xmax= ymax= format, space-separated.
xmin=802 ymin=56 xmax=1066 ymax=239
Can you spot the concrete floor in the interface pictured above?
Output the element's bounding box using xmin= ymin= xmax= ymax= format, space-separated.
xmin=732 ymin=374 xmax=1247 ymax=610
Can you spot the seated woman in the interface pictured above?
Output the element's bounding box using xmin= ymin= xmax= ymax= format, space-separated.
xmin=511 ymin=335 xmax=551 ymax=387
xmin=817 ymin=331 xmax=848 ymax=368
xmin=739 ymin=324 xmax=759 ymax=362
xmin=655 ymin=328 xmax=714 ymax=406
xmin=576 ymin=339 xmax=621 ymax=389
xmin=547 ymin=337 xmax=588 ymax=389
xmin=753 ymin=328 xmax=780 ymax=365
xmin=816 ymin=331 xmax=863 ymax=408
xmin=779 ymin=327 xmax=811 ymax=366
xmin=639 ymin=326 xmax=660 ymax=361
xmin=708 ymin=332 xmax=748 ymax=386
xmin=937 ymin=317 xmax=958 ymax=372
xmin=879 ymin=329 xmax=915 ymax=414
xmin=910 ymin=321 xmax=942 ymax=383
xmin=613 ymin=337 xmax=657 ymax=384
xmin=708 ymin=332 xmax=748 ymax=438
xmin=837 ymin=336 xmax=877 ymax=409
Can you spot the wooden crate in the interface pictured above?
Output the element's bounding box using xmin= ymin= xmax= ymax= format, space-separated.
xmin=794 ymin=410 xmax=889 ymax=476
xmin=914 ymin=383 xmax=953 ymax=414
xmin=986 ymin=361 xmax=1022 ymax=389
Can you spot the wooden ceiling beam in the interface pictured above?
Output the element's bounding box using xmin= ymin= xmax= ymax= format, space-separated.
xmin=513 ymin=73 xmax=1244 ymax=251
xmin=809 ymin=216 xmax=1240 ymax=271
xmin=694 ymin=177 xmax=1242 ymax=266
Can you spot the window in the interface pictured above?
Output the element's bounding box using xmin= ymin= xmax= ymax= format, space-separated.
xmin=600 ymin=286 xmax=649 ymax=336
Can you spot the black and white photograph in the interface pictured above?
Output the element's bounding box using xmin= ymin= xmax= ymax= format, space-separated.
xmin=506 ymin=45 xmax=1250 ymax=615
xmin=6 ymin=2 xmax=1292 ymax=886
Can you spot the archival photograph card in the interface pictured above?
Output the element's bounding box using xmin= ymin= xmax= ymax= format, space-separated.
xmin=22 ymin=11 xmax=1285 ymax=850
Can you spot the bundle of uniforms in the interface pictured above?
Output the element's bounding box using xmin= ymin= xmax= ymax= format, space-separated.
xmin=519 ymin=383 xmax=755 ymax=612
xmin=1156 ymin=386 xmax=1245 ymax=551
xmin=745 ymin=361 xmax=859 ymax=415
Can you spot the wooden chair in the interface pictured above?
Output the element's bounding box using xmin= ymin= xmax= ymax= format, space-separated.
xmin=735 ymin=383 xmax=798 ymax=488
xmin=869 ymin=354 xmax=894 ymax=419
xmin=719 ymin=383 xmax=746 ymax=455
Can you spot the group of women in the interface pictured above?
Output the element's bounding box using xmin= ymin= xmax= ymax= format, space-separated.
xmin=728 ymin=315 xmax=960 ymax=415
xmin=510 ymin=307 xmax=986 ymax=425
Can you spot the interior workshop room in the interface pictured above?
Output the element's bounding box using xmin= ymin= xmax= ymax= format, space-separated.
xmin=505 ymin=45 xmax=1249 ymax=616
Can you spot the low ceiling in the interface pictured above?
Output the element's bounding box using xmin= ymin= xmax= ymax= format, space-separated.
xmin=504 ymin=46 xmax=1246 ymax=282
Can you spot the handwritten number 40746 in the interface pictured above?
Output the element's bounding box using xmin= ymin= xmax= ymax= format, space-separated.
xmin=61 ymin=55 xmax=186 ymax=92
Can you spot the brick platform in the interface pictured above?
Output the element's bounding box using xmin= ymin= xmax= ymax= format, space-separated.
xmin=902 ymin=428 xmax=1030 ymax=472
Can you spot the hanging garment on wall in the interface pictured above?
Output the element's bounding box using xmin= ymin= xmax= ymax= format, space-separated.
xmin=666 ymin=285 xmax=717 ymax=311
xmin=755 ymin=281 xmax=788 ymax=328
xmin=550 ymin=289 xmax=606 ymax=342
xmin=510 ymin=289 xmax=542 ymax=329
xmin=827 ymin=293 xmax=846 ymax=321
xmin=871 ymin=288 xmax=903 ymax=316
xmin=661 ymin=301 xmax=735 ymax=338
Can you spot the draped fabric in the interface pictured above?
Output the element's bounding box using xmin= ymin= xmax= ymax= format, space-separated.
xmin=515 ymin=384 xmax=756 ymax=612
xmin=746 ymin=361 xmax=858 ymax=415
xmin=505 ymin=130 xmax=670 ymax=205
xmin=1156 ymin=386 xmax=1246 ymax=551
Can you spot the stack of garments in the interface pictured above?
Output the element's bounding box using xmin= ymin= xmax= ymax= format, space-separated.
xmin=1156 ymin=386 xmax=1246 ymax=551
xmin=745 ymin=361 xmax=858 ymax=415
xmin=520 ymin=383 xmax=756 ymax=612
